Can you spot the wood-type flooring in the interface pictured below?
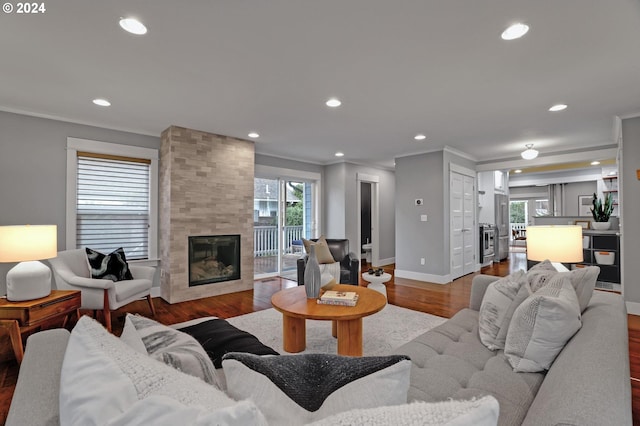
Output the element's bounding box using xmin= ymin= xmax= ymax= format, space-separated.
xmin=0 ymin=252 xmax=638 ymax=424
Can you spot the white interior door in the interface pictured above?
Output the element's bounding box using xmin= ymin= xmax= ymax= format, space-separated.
xmin=450 ymin=170 xmax=476 ymax=280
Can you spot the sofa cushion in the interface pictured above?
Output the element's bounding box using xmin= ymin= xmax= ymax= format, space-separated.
xmin=505 ymin=274 xmax=582 ymax=372
xmin=60 ymin=316 xmax=267 ymax=426
xmin=303 ymin=236 xmax=336 ymax=264
xmin=85 ymin=247 xmax=133 ymax=281
xmin=478 ymin=270 xmax=529 ymax=350
xmin=120 ymin=314 xmax=219 ymax=387
xmin=526 ymin=260 xmax=599 ymax=312
xmin=222 ymin=352 xmax=411 ymax=426
xmin=393 ymin=308 xmax=545 ymax=426
xmin=307 ymin=396 xmax=499 ymax=426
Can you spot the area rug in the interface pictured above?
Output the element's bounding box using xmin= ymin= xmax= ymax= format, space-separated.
xmin=226 ymin=304 xmax=447 ymax=356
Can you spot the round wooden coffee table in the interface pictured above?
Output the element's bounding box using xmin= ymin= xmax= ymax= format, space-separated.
xmin=271 ymin=284 xmax=387 ymax=356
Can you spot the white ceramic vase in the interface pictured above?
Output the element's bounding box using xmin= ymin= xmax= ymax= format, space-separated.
xmin=591 ymin=221 xmax=611 ymax=231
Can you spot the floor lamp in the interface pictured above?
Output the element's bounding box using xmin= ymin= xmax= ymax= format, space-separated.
xmin=526 ymin=225 xmax=584 ymax=271
xmin=0 ymin=225 xmax=57 ymax=301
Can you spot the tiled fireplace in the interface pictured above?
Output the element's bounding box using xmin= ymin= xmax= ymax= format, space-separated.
xmin=159 ymin=126 xmax=254 ymax=303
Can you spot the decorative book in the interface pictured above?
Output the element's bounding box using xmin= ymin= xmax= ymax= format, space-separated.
xmin=318 ymin=291 xmax=359 ymax=306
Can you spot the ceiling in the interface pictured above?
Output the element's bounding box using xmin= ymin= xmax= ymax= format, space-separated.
xmin=2 ymin=1 xmax=639 ymax=169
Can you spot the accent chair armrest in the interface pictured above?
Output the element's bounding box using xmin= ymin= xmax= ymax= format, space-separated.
xmin=129 ymin=264 xmax=156 ymax=282
xmin=346 ymin=252 xmax=360 ymax=285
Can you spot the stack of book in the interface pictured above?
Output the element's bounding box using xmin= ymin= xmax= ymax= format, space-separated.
xmin=317 ymin=290 xmax=359 ymax=306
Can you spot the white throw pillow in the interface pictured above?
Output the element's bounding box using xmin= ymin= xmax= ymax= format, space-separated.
xmin=478 ymin=270 xmax=529 ymax=350
xmin=222 ymin=352 xmax=411 ymax=426
xmin=60 ymin=316 xmax=267 ymax=426
xmin=306 ymin=396 xmax=499 ymax=426
xmin=505 ymin=274 xmax=582 ymax=372
xmin=121 ymin=314 xmax=219 ymax=387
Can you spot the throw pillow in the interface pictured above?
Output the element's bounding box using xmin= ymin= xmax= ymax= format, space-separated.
xmin=121 ymin=314 xmax=219 ymax=387
xmin=306 ymin=396 xmax=500 ymax=426
xmin=222 ymin=352 xmax=411 ymax=426
xmin=505 ymin=274 xmax=582 ymax=372
xmin=60 ymin=316 xmax=267 ymax=426
xmin=478 ymin=270 xmax=529 ymax=350
xmin=177 ymin=318 xmax=279 ymax=369
xmin=303 ymin=236 xmax=336 ymax=264
xmin=85 ymin=247 xmax=133 ymax=281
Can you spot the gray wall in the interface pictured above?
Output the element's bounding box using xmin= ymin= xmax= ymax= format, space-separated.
xmin=323 ymin=163 xmax=347 ymax=238
xmin=0 ymin=111 xmax=160 ymax=294
xmin=563 ymin=181 xmax=597 ymax=216
xmin=622 ymin=116 xmax=640 ymax=305
xmin=395 ymin=151 xmax=445 ymax=275
xmin=255 ymin=153 xmax=324 ymax=175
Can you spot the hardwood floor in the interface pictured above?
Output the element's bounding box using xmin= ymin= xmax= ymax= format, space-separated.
xmin=0 ymin=252 xmax=637 ymax=424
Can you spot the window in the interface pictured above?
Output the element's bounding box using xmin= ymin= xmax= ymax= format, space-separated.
xmin=66 ymin=138 xmax=158 ymax=261
xmin=76 ymin=153 xmax=150 ymax=259
xmin=535 ymin=199 xmax=550 ymax=216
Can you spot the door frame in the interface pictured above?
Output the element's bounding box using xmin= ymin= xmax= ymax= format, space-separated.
xmin=356 ymin=173 xmax=380 ymax=267
xmin=449 ymin=164 xmax=477 ymax=280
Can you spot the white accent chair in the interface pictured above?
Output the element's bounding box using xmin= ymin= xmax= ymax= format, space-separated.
xmin=49 ymin=249 xmax=156 ymax=332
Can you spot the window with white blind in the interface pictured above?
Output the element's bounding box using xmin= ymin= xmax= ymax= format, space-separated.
xmin=66 ymin=138 xmax=158 ymax=261
xmin=76 ymin=153 xmax=150 ymax=260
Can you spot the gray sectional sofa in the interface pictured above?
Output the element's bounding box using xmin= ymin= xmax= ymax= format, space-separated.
xmin=7 ymin=274 xmax=632 ymax=425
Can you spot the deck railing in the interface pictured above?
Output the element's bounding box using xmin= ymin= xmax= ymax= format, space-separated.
xmin=510 ymin=223 xmax=527 ymax=239
xmin=254 ymin=225 xmax=304 ymax=256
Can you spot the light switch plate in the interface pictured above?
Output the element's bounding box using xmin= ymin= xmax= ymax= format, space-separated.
xmin=420 ymin=214 xmax=428 ymax=222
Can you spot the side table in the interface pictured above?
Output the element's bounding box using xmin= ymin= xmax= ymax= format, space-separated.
xmin=361 ymin=272 xmax=392 ymax=297
xmin=0 ymin=290 xmax=81 ymax=363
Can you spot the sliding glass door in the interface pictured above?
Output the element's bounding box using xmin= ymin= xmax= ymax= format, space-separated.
xmin=254 ymin=177 xmax=317 ymax=280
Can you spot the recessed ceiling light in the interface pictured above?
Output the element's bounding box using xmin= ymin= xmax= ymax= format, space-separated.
xmin=248 ymin=132 xmax=260 ymax=138
xmin=591 ymin=161 xmax=600 ymax=166
xmin=501 ymin=22 xmax=529 ymax=40
xmin=119 ymin=17 xmax=147 ymax=35
xmin=92 ymin=98 xmax=111 ymax=107
xmin=549 ymin=104 xmax=568 ymax=112
xmin=326 ymin=98 xmax=342 ymax=108
xmin=414 ymin=134 xmax=426 ymax=141
xmin=335 ymin=152 xmax=344 ymax=157
xmin=514 ymin=169 xmax=522 ymax=174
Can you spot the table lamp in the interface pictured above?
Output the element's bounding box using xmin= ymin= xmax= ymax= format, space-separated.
xmin=527 ymin=225 xmax=583 ymax=270
xmin=0 ymin=225 xmax=57 ymax=301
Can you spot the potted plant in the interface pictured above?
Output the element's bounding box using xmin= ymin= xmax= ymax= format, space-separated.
xmin=590 ymin=192 xmax=614 ymax=230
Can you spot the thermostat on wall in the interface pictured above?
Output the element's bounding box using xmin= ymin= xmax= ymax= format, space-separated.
xmin=415 ymin=199 xmax=423 ymax=206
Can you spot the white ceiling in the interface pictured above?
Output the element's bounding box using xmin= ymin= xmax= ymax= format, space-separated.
xmin=2 ymin=1 xmax=639 ymax=168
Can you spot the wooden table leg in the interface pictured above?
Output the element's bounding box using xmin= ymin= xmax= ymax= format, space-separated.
xmin=336 ymin=318 xmax=363 ymax=356
xmin=0 ymin=320 xmax=24 ymax=364
xmin=282 ymin=315 xmax=306 ymax=353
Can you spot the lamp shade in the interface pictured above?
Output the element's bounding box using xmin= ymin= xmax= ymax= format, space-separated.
xmin=0 ymin=225 xmax=57 ymax=262
xmin=526 ymin=225 xmax=583 ymax=263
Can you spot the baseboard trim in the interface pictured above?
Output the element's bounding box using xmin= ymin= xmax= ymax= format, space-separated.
xmin=626 ymin=301 xmax=640 ymax=316
xmin=376 ymin=257 xmax=395 ymax=267
xmin=394 ymin=269 xmax=450 ymax=285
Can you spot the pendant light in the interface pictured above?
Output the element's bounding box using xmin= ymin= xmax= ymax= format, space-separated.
xmin=521 ymin=144 xmax=539 ymax=160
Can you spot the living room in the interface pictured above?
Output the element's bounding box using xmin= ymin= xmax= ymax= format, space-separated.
xmin=1 ymin=2 xmax=640 ymax=425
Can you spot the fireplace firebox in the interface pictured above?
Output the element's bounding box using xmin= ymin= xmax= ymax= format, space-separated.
xmin=188 ymin=235 xmax=241 ymax=286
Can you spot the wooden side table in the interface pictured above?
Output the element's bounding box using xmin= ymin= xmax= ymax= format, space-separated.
xmin=0 ymin=290 xmax=81 ymax=363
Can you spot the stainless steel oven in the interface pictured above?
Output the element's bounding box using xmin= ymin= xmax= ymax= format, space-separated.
xmin=479 ymin=224 xmax=495 ymax=264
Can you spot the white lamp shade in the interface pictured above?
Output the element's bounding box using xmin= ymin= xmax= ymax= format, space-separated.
xmin=0 ymin=225 xmax=57 ymax=262
xmin=527 ymin=225 xmax=583 ymax=263
xmin=521 ymin=147 xmax=539 ymax=160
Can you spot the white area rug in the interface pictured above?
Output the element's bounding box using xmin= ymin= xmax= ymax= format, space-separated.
xmin=226 ymin=304 xmax=447 ymax=356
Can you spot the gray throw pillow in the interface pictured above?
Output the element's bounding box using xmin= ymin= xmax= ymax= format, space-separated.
xmin=222 ymin=352 xmax=411 ymax=426
xmin=505 ymin=274 xmax=582 ymax=372
xmin=478 ymin=270 xmax=529 ymax=350
xmin=122 ymin=314 xmax=219 ymax=388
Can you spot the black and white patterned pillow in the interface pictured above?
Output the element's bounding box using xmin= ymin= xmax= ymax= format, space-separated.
xmin=85 ymin=247 xmax=133 ymax=281
xmin=222 ymin=352 xmax=411 ymax=425
xmin=121 ymin=314 xmax=220 ymax=388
